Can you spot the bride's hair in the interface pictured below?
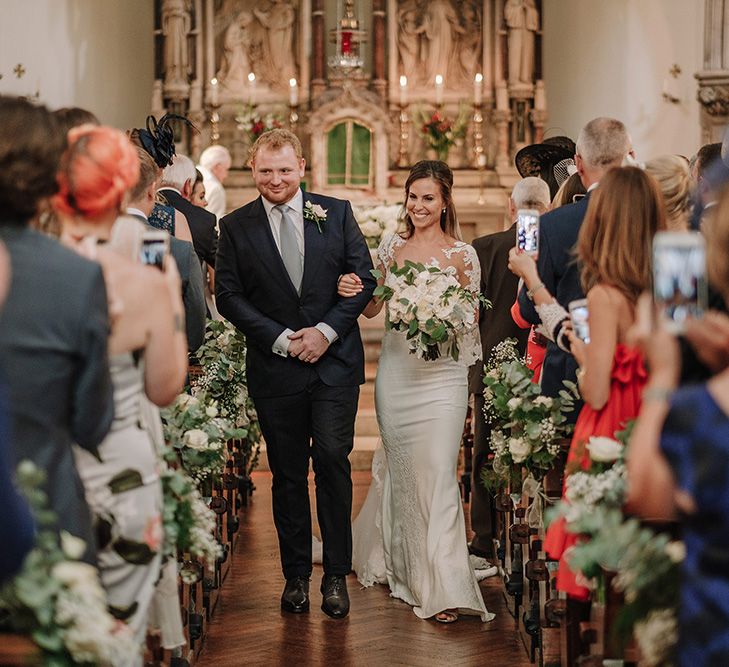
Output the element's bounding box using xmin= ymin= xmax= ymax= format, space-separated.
xmin=402 ymin=160 xmax=462 ymax=241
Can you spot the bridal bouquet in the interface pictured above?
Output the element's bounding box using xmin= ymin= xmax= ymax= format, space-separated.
xmin=373 ymin=260 xmax=488 ymax=361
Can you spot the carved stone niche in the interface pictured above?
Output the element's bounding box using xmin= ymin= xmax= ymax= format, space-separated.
xmin=306 ymin=86 xmax=391 ymax=199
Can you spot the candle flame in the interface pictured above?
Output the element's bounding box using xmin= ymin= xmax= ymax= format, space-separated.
xmin=248 ymin=72 xmax=256 ymax=83
xmin=475 ymin=73 xmax=483 ymax=83
xmin=211 ymin=78 xmax=218 ymax=86
xmin=289 ymin=78 xmax=297 ymax=88
xmin=435 ymin=74 xmax=443 ymax=86
xmin=400 ymin=75 xmax=407 ymax=87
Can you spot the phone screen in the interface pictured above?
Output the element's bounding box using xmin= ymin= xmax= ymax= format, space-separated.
xmin=569 ymin=300 xmax=590 ymax=344
xmin=653 ymin=232 xmax=707 ymax=333
xmin=516 ymin=209 xmax=540 ymax=256
xmin=139 ymin=236 xmax=168 ymax=271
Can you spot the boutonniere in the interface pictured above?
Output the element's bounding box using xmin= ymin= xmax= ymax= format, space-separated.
xmin=303 ymin=200 xmax=327 ymax=234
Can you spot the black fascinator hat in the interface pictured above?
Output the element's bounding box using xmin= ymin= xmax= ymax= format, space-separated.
xmin=515 ymin=135 xmax=576 ymax=199
xmin=136 ymin=113 xmax=197 ymax=169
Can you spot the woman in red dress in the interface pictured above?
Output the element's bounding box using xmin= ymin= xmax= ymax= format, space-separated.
xmin=509 ymin=166 xmax=667 ymax=598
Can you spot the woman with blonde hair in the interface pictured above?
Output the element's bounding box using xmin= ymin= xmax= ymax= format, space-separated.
xmin=509 ymin=166 xmax=667 ymax=599
xmin=53 ymin=124 xmax=188 ymax=664
xmin=645 ymin=154 xmax=692 ymax=231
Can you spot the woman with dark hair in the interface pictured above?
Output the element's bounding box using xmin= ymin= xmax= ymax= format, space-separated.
xmin=338 ymin=161 xmax=492 ymax=623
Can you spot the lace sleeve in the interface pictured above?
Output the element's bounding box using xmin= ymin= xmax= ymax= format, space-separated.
xmin=376 ymin=233 xmax=403 ymax=270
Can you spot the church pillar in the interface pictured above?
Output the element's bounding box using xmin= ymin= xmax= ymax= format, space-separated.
xmin=311 ymin=0 xmax=327 ymax=102
xmin=697 ymin=0 xmax=729 ymax=142
xmin=372 ymin=0 xmax=387 ymax=100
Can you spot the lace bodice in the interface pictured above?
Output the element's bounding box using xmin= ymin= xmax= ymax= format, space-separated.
xmin=376 ymin=233 xmax=483 ymax=367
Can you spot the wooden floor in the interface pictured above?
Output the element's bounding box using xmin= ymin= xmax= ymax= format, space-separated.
xmin=197 ymin=471 xmax=533 ymax=667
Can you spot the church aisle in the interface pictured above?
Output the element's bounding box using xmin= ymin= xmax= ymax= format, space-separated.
xmin=196 ymin=471 xmax=532 ymax=667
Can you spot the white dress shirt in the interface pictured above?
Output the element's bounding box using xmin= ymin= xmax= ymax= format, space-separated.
xmin=198 ymin=165 xmax=226 ymax=220
xmin=260 ymin=191 xmax=338 ymax=357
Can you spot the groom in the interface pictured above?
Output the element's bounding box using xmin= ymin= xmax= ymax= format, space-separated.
xmin=215 ymin=129 xmax=375 ymax=618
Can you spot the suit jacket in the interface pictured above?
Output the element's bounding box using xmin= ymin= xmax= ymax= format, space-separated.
xmin=216 ymin=190 xmax=376 ymax=398
xmin=159 ymin=188 xmax=219 ymax=268
xmin=128 ymin=213 xmax=206 ymax=352
xmin=468 ymin=223 xmax=530 ymax=394
xmin=0 ymin=225 xmax=113 ymax=561
xmin=517 ymin=193 xmax=592 ymax=398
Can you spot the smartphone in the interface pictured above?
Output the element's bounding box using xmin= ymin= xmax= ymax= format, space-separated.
xmin=652 ymin=231 xmax=707 ymax=334
xmin=138 ymin=230 xmax=169 ymax=271
xmin=569 ymin=299 xmax=590 ymax=344
xmin=516 ymin=209 xmax=540 ymax=256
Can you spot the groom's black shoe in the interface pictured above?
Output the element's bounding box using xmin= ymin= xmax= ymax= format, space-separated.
xmin=321 ymin=574 xmax=349 ymax=618
xmin=281 ymin=576 xmax=310 ymax=613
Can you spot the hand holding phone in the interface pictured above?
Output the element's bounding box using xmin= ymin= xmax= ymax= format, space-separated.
xmin=652 ymin=231 xmax=707 ymax=334
xmin=569 ymin=299 xmax=590 ymax=344
xmin=138 ymin=230 xmax=169 ymax=271
xmin=516 ymin=209 xmax=540 ymax=256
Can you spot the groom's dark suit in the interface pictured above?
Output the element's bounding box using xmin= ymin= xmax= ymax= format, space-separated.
xmin=216 ymin=190 xmax=375 ymax=579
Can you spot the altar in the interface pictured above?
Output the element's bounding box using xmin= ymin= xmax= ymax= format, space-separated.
xmin=153 ymin=0 xmax=546 ymax=237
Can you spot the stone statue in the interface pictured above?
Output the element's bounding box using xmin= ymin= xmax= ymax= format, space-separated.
xmin=397 ymin=0 xmax=420 ymax=85
xmin=504 ymin=0 xmax=539 ymax=85
xmin=416 ymin=0 xmax=465 ymax=85
xmin=162 ymin=0 xmax=192 ymax=86
xmin=217 ymin=11 xmax=254 ymax=90
xmin=455 ymin=3 xmax=482 ymax=86
xmin=253 ymin=0 xmax=296 ymax=86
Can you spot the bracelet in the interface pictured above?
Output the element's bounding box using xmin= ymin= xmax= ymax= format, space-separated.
xmin=527 ymin=282 xmax=546 ymax=301
xmin=642 ymin=386 xmax=674 ymax=403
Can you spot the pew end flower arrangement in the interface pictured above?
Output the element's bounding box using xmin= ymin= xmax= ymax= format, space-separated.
xmin=481 ymin=339 xmax=577 ymax=495
xmin=0 ymin=461 xmax=136 ymax=666
xmin=372 ymin=259 xmax=490 ymax=362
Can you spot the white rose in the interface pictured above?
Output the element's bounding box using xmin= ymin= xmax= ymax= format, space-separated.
xmin=311 ymin=204 xmax=327 ymax=218
xmin=205 ymin=404 xmax=218 ymax=418
xmin=360 ymin=220 xmax=382 ymax=237
xmin=183 ymin=429 xmax=209 ymax=450
xmin=507 ymin=397 xmax=522 ymax=411
xmin=587 ymin=436 xmax=623 ymax=463
xmin=177 ymin=394 xmax=198 ymax=409
xmin=60 ymin=531 xmax=87 ymax=561
xmin=52 ymin=561 xmax=99 ymax=588
xmin=508 ymin=437 xmax=531 ymax=463
xmin=665 ymin=541 xmax=686 ymax=563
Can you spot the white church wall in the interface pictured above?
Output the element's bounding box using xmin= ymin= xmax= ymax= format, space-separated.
xmin=0 ymin=0 xmax=153 ymax=130
xmin=543 ymin=0 xmax=704 ymax=160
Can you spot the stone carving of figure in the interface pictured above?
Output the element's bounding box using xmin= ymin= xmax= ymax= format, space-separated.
xmin=253 ymin=0 xmax=296 ymax=86
xmin=416 ymin=0 xmax=465 ymax=85
xmin=504 ymin=0 xmax=539 ymax=85
xmin=397 ymin=0 xmax=420 ymax=85
xmin=456 ymin=3 xmax=482 ymax=86
xmin=217 ymin=11 xmax=254 ymax=90
xmin=162 ymin=0 xmax=192 ymax=86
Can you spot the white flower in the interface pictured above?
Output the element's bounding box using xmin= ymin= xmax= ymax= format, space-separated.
xmin=177 ymin=394 xmax=199 ymax=409
xmin=60 ymin=531 xmax=87 ymax=560
xmin=183 ymin=429 xmax=209 ymax=450
xmin=508 ymin=437 xmax=531 ymax=463
xmin=311 ymin=203 xmax=327 ymax=219
xmin=52 ymin=561 xmax=99 ymax=588
xmin=486 ymin=369 xmax=500 ymax=379
xmin=665 ymin=540 xmax=686 ymax=563
xmin=587 ymin=436 xmax=623 ymax=462
xmin=534 ymin=396 xmax=553 ymax=407
xmin=359 ymin=220 xmax=382 ymax=237
xmin=507 ymin=397 xmax=522 ymax=411
xmin=205 ymin=404 xmax=218 ymax=418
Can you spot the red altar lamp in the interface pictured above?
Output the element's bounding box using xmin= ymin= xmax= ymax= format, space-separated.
xmin=328 ymin=0 xmax=366 ymax=72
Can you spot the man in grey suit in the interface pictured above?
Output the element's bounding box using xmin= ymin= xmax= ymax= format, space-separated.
xmin=127 ymin=146 xmax=207 ymax=353
xmin=0 ymin=96 xmax=114 ymax=562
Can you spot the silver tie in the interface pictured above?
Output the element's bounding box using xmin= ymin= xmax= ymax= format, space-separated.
xmin=275 ymin=204 xmax=303 ymax=294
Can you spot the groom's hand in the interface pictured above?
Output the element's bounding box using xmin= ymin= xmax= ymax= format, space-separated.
xmin=288 ymin=327 xmax=330 ymax=364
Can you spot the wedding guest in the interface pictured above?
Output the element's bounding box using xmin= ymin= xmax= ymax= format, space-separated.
xmin=341 ymin=161 xmax=494 ymax=624
xmin=198 ymin=144 xmax=231 ymax=219
xmin=692 ymin=142 xmax=722 ymax=207
xmin=516 ymin=117 xmax=633 ymax=405
xmin=216 ymin=129 xmax=374 ymax=619
xmin=510 ymin=167 xmax=666 ymax=602
xmin=551 ymin=171 xmax=586 ymax=208
xmin=645 ymin=155 xmax=692 ymax=231
xmin=159 ymin=154 xmax=218 ymax=269
xmin=53 ymin=124 xmax=188 ymax=659
xmin=0 ymin=242 xmax=34 ymax=583
xmin=627 ymin=182 xmax=729 ymax=667
xmin=53 ymin=106 xmax=100 ymax=131
xmin=0 ymin=96 xmax=113 ymax=563
xmin=126 ymin=146 xmax=206 ymax=352
xmin=515 ymin=136 xmax=576 ymax=200
xmin=191 ymin=168 xmax=209 ymax=208
xmin=466 ymin=176 xmax=548 ymax=560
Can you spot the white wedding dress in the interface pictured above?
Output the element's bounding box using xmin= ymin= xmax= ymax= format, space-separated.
xmin=352 ymin=234 xmax=493 ymax=621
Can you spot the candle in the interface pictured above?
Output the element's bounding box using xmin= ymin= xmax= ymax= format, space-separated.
xmin=474 ymin=72 xmax=483 ymax=106
xmin=435 ymin=74 xmax=444 ymax=106
xmin=248 ymin=71 xmax=256 ymax=105
xmin=289 ymin=78 xmax=298 ymax=106
xmin=210 ymin=77 xmax=219 ymax=106
xmin=399 ymin=75 xmax=408 ymax=106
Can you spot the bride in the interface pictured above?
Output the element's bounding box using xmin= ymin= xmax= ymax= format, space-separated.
xmin=338 ymin=160 xmax=493 ymax=623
